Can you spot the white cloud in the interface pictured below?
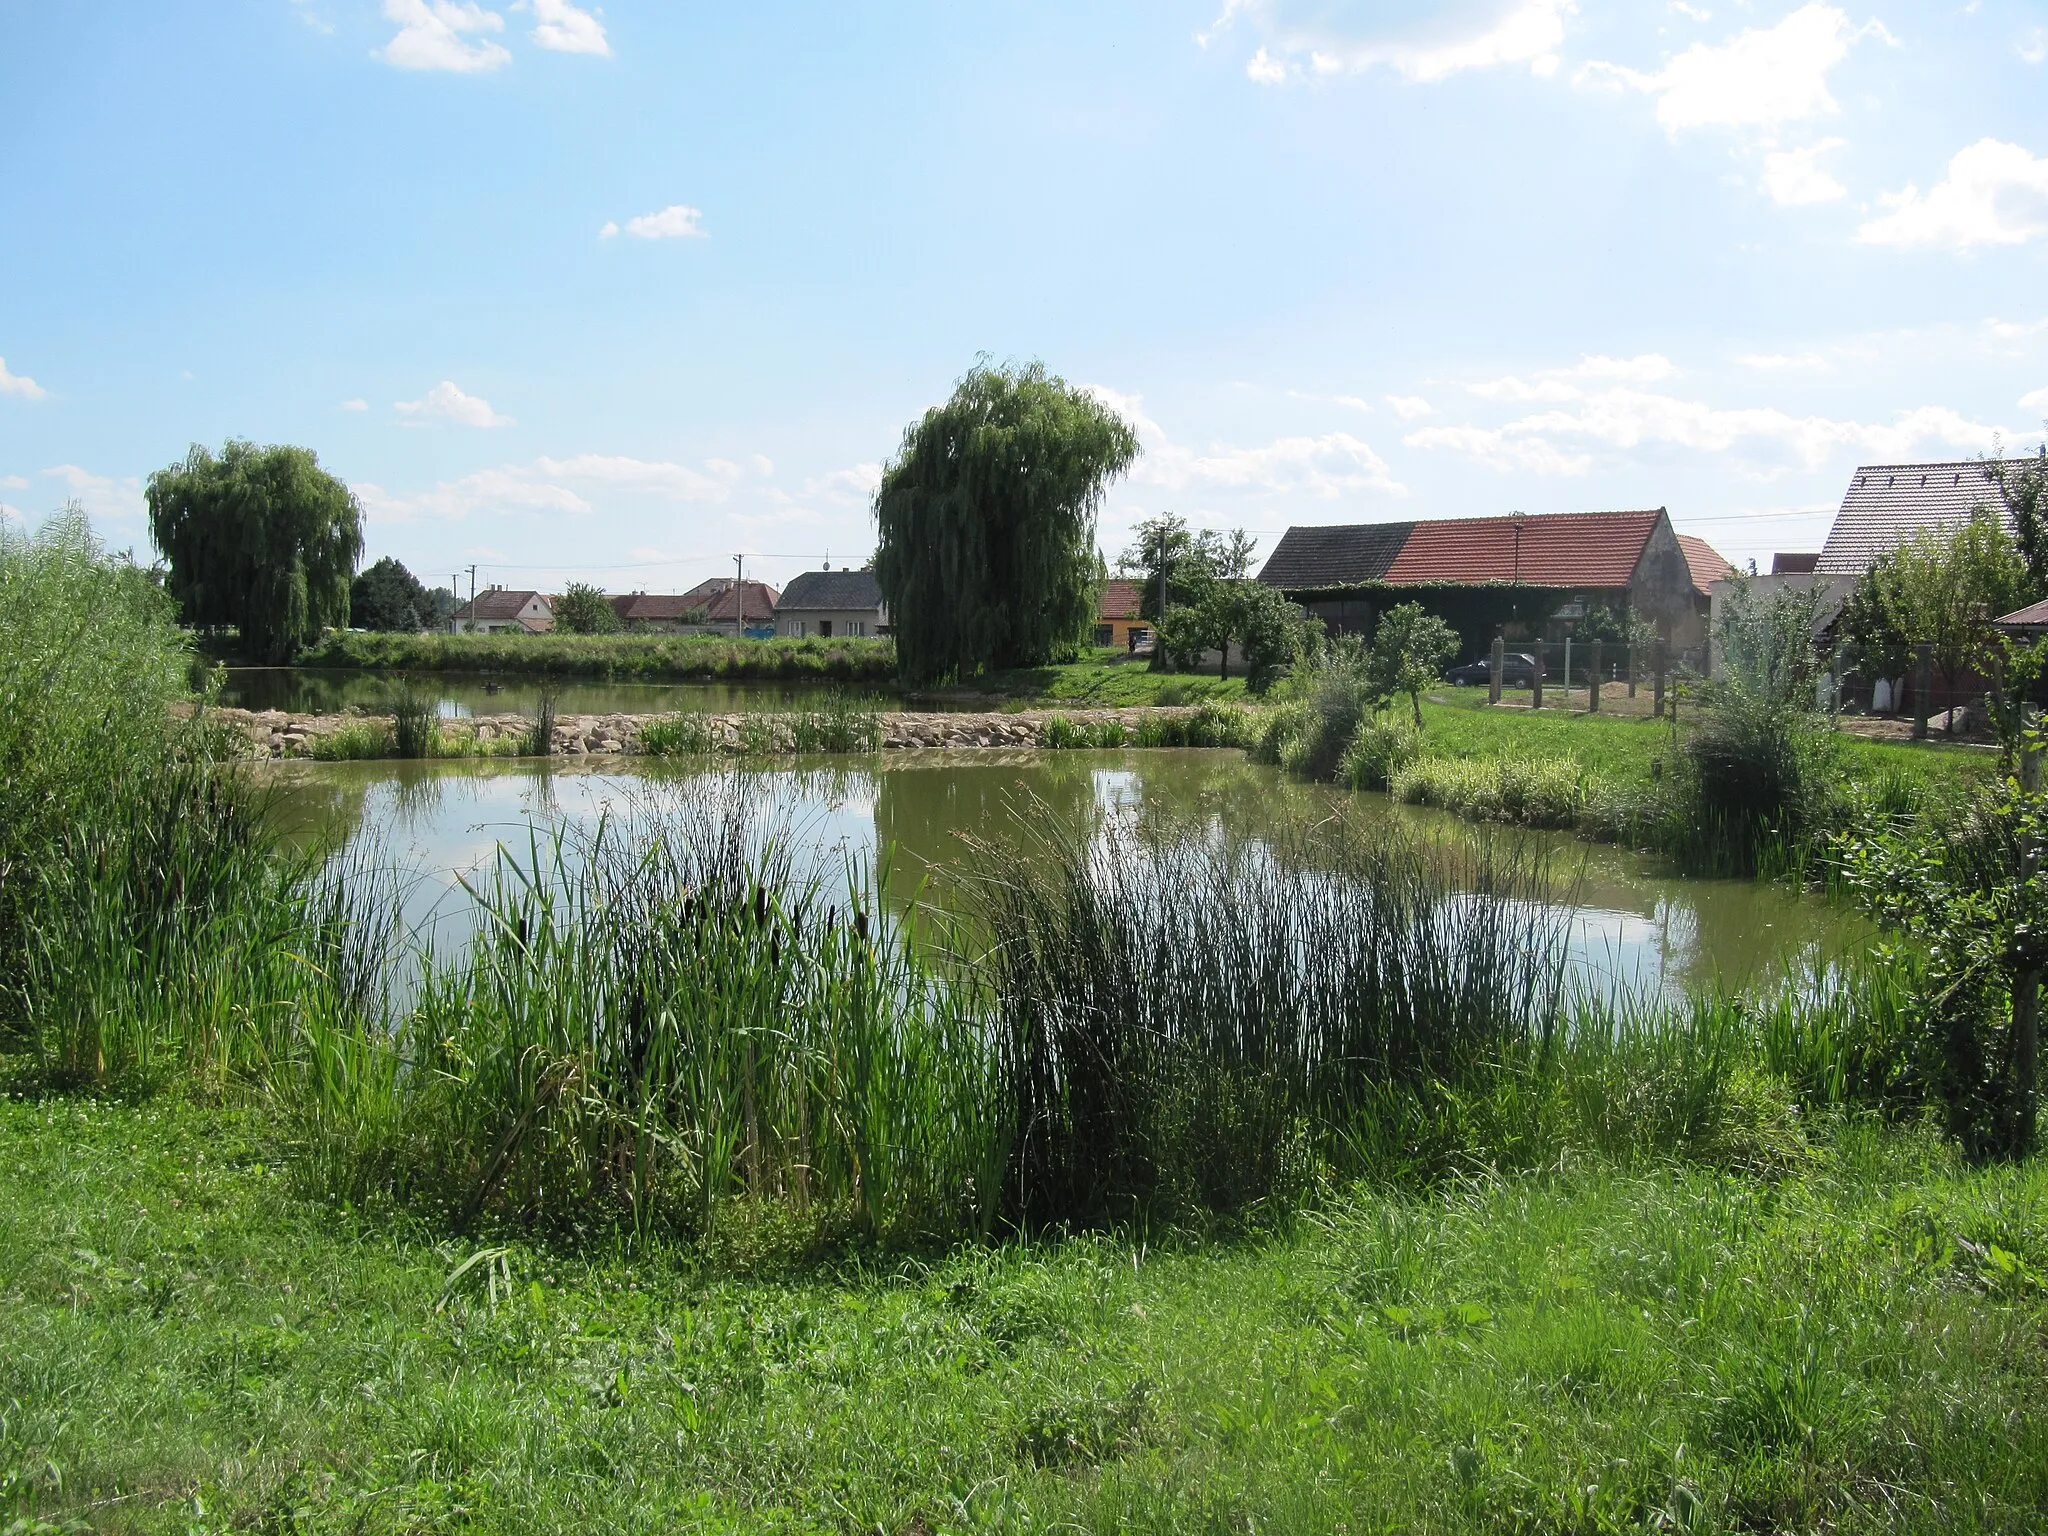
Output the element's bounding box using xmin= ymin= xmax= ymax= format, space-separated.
xmin=525 ymin=0 xmax=608 ymax=55
xmin=1857 ymin=139 xmax=2048 ymax=250
xmin=2021 ymin=386 xmax=2048 ymax=414
xmin=394 ymin=380 xmax=513 ymax=427
xmin=1085 ymin=385 xmax=1406 ymax=498
xmin=377 ymin=0 xmax=510 ymax=74
xmin=0 ymin=357 xmax=46 ymax=400
xmin=1227 ymin=0 xmax=1576 ymax=87
xmin=1408 ymin=387 xmax=2003 ymax=475
xmin=1467 ymin=352 xmax=1676 ymax=402
xmin=1577 ymin=4 xmax=1886 ymax=134
xmin=40 ymin=464 xmax=146 ymax=525
xmin=1385 ymin=395 xmax=1434 ymax=421
xmin=1670 ymin=2 xmax=1711 ymax=20
xmin=600 ymin=204 xmax=706 ymax=241
xmin=801 ymin=463 xmax=884 ymax=502
xmin=0 ymin=504 xmax=22 ymax=526
xmin=2020 ymin=27 xmax=2047 ymax=65
xmin=1737 ymin=351 xmax=1827 ymax=370
xmin=341 ymin=398 xmax=369 ymax=412
xmin=1760 ymin=137 xmax=1846 ymax=205
xmin=0 ymin=475 xmax=27 ymax=490
xmin=355 ymin=453 xmax=761 ymax=523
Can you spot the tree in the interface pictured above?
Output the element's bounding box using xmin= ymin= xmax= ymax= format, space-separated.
xmin=350 ymin=556 xmax=435 ymax=632
xmin=1986 ymin=444 xmax=2048 ymax=594
xmin=1368 ymin=602 xmax=1460 ymax=728
xmin=146 ymin=440 xmax=363 ymax=663
xmin=1848 ymin=512 xmax=2031 ymax=731
xmin=1235 ymin=580 xmax=1311 ymax=691
xmin=555 ymin=582 xmax=622 ymax=634
xmin=874 ymin=361 xmax=1139 ymax=684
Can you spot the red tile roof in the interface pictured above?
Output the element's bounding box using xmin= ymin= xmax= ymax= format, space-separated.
xmin=1382 ymin=510 xmax=1663 ymax=587
xmin=1098 ymin=579 xmax=1143 ymax=620
xmin=1676 ymin=534 xmax=1737 ymax=594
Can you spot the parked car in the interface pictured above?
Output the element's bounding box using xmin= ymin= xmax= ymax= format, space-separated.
xmin=1443 ymin=652 xmax=1539 ymax=687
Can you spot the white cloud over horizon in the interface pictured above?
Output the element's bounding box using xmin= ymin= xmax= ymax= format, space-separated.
xmin=355 ymin=452 xmax=767 ymax=523
xmin=1575 ymin=4 xmax=1885 ymax=134
xmin=1857 ymin=139 xmax=2048 ymax=250
xmin=394 ymin=380 xmax=513 ymax=427
xmin=0 ymin=357 xmax=46 ymax=400
xmin=1409 ymin=385 xmax=2004 ymax=477
xmin=377 ymin=0 xmax=510 ymax=73
xmin=1467 ymin=353 xmax=1678 ymax=402
xmin=599 ymin=204 xmax=707 ymax=240
xmin=2021 ymin=385 xmax=2048 ymax=415
xmin=1215 ymin=0 xmax=1577 ymax=87
xmin=525 ymin=0 xmax=608 ymax=56
xmin=1086 ymin=384 xmax=1407 ymax=499
xmin=1760 ymin=138 xmax=1846 ymax=205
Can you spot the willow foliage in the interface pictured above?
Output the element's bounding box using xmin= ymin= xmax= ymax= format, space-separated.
xmin=874 ymin=361 xmax=1138 ymax=684
xmin=148 ymin=439 xmax=364 ymax=663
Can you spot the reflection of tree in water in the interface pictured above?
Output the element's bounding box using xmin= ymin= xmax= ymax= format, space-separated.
xmin=871 ymin=754 xmax=1101 ymax=916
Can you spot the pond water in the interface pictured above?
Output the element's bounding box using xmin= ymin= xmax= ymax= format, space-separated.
xmin=258 ymin=749 xmax=1868 ymax=1002
xmin=216 ymin=668 xmax=944 ymax=718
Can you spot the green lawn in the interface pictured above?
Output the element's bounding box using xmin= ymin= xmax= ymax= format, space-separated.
xmin=7 ymin=1094 xmax=2046 ymax=1534
xmin=949 ymin=655 xmax=1251 ymax=709
xmin=1416 ymin=688 xmax=1994 ymax=794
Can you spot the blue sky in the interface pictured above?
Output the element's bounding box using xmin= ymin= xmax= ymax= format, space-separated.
xmin=2 ymin=0 xmax=2045 ymax=595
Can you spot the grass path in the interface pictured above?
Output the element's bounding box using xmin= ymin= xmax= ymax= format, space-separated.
xmin=5 ymin=1095 xmax=2046 ymax=1533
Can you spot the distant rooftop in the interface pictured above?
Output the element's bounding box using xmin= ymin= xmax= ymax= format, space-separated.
xmin=776 ymin=569 xmax=882 ymax=611
xmin=1815 ymin=461 xmax=2012 ymax=575
xmin=1257 ymin=510 xmax=1707 ymax=592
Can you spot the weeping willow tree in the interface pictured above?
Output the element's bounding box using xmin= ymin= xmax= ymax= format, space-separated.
xmin=147 ymin=440 xmax=363 ymax=664
xmin=874 ymin=361 xmax=1139 ymax=684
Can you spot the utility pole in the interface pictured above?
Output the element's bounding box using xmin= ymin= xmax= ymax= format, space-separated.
xmin=1154 ymin=524 xmax=1170 ymax=672
xmin=734 ymin=554 xmax=746 ymax=638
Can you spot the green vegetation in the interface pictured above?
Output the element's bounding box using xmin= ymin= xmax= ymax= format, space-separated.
xmin=8 ymin=1097 xmax=2048 ymax=1534
xmin=970 ymin=657 xmax=1250 ymax=708
xmin=1121 ymin=515 xmax=1313 ymax=687
xmin=147 ymin=440 xmax=364 ymax=664
xmin=875 ymin=360 xmax=1138 ymax=684
xmin=555 ymin=580 xmax=623 ymax=634
xmin=638 ymin=696 xmax=885 ymax=757
xmin=298 ymin=629 xmax=897 ymax=682
xmin=348 ymin=555 xmax=451 ymax=632
xmin=1040 ymin=713 xmax=1129 ymax=748
xmin=7 ymin=514 xmax=2048 ymax=1529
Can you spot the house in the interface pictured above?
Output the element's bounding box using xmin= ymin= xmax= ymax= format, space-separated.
xmin=773 ymin=568 xmax=887 ymax=639
xmin=609 ymin=592 xmax=714 ymax=631
xmin=1815 ymin=460 xmax=2013 ymax=574
xmin=1993 ymin=597 xmax=2048 ymax=638
xmin=450 ymin=587 xmax=554 ymax=634
xmin=648 ymin=577 xmax=782 ymax=635
xmin=1095 ymin=579 xmax=1148 ymax=651
xmin=1255 ymin=509 xmax=1732 ymax=655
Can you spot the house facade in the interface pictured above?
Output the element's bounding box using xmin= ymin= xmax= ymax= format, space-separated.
xmin=1094 ymin=579 xmax=1148 ymax=651
xmin=450 ymin=588 xmax=554 ymax=634
xmin=773 ymin=569 xmax=887 ymax=640
xmin=1255 ymin=508 xmax=1730 ymax=657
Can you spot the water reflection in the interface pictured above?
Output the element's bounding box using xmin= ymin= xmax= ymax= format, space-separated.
xmin=257 ymin=750 xmax=1869 ymax=1000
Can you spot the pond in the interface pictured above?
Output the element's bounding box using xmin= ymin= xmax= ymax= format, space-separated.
xmin=257 ymin=749 xmax=1869 ymax=1002
xmin=215 ymin=669 xmax=971 ymax=718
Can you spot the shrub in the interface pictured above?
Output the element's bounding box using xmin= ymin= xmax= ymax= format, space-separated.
xmin=385 ymin=678 xmax=440 ymax=760
xmin=1133 ymin=702 xmax=1254 ymax=749
xmin=1340 ymin=716 xmax=1422 ymax=790
xmin=1389 ymin=755 xmax=1590 ymax=831
xmin=638 ymin=714 xmax=716 ymax=756
xmin=1043 ymin=714 xmax=1128 ymax=749
xmin=789 ymin=693 xmax=884 ymax=753
xmin=310 ymin=722 xmax=392 ymax=760
xmin=521 ymin=685 xmax=561 ymax=758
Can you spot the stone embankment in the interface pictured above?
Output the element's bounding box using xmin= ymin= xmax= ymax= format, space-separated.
xmin=210 ymin=706 xmax=1188 ymax=760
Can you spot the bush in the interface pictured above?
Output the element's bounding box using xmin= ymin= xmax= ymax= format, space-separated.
xmin=789 ymin=693 xmax=884 ymax=753
xmin=1390 ymin=755 xmax=1591 ymax=831
xmin=1340 ymin=716 xmax=1422 ymax=790
xmin=1043 ymin=714 xmax=1129 ymax=749
xmin=309 ymin=722 xmax=392 ymax=760
xmin=638 ymin=714 xmax=715 ymax=756
xmin=1133 ymin=702 xmax=1255 ymax=749
xmin=297 ymin=630 xmax=897 ymax=683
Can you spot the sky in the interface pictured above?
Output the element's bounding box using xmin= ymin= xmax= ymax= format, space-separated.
xmin=2 ymin=0 xmax=2045 ymax=598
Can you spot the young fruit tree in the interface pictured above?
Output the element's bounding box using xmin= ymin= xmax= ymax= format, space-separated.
xmin=1369 ymin=602 xmax=1460 ymax=728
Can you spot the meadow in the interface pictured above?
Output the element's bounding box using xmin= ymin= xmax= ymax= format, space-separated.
xmin=4 ymin=519 xmax=2045 ymax=1531
xmin=298 ymin=630 xmax=898 ymax=683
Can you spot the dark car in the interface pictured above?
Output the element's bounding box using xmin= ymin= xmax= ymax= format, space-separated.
xmin=1443 ymin=652 xmax=1540 ymax=687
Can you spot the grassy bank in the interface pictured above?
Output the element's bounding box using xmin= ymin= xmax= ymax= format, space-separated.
xmin=298 ymin=630 xmax=897 ymax=683
xmin=5 ymin=1096 xmax=2045 ymax=1533
xmin=950 ymin=656 xmax=1250 ymax=709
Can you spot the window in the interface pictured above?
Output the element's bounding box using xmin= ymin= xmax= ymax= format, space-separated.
xmin=1093 ymin=624 xmax=1114 ymax=647
xmin=849 ymin=620 xmax=865 ymax=637
xmin=791 ymin=620 xmax=806 ymax=638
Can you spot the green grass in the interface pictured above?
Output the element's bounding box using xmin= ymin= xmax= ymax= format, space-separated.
xmin=5 ymin=1095 xmax=2045 ymax=1534
xmin=962 ymin=656 xmax=1251 ymax=709
xmin=1417 ymin=690 xmax=1992 ymax=793
xmin=298 ymin=631 xmax=897 ymax=683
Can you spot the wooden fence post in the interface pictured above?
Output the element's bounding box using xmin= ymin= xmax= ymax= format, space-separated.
xmin=1532 ymin=641 xmax=1545 ymax=712
xmin=1913 ymin=640 xmax=1933 ymax=740
xmin=1652 ymin=641 xmax=1666 ymax=720
xmin=1489 ymin=635 xmax=1504 ymax=707
xmin=1589 ymin=639 xmax=1603 ymax=713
